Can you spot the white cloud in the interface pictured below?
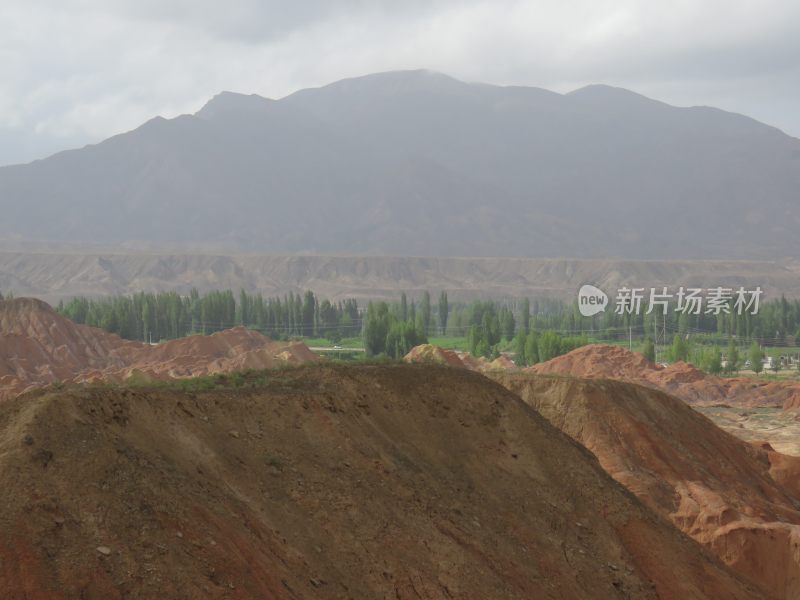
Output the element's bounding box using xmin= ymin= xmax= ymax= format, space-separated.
xmin=1 ymin=0 xmax=798 ymax=165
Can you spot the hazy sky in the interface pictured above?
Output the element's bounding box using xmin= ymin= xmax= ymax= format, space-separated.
xmin=2 ymin=0 xmax=799 ymax=166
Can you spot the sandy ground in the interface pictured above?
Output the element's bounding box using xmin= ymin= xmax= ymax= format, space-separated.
xmin=697 ymin=406 xmax=800 ymax=457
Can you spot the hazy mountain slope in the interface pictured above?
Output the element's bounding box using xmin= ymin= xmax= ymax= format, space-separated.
xmin=3 ymin=252 xmax=800 ymax=304
xmin=1 ymin=69 xmax=799 ymax=258
xmin=286 ymin=71 xmax=800 ymax=258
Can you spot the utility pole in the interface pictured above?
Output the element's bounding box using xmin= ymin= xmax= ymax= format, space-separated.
xmin=629 ymin=326 xmax=632 ymax=351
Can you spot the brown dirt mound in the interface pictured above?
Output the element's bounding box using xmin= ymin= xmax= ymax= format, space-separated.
xmin=762 ymin=447 xmax=800 ymax=500
xmin=403 ymin=345 xmax=517 ymax=373
xmin=529 ymin=344 xmax=659 ymax=380
xmin=403 ymin=344 xmax=465 ymax=369
xmin=530 ymin=344 xmax=800 ymax=409
xmin=485 ymin=355 xmax=518 ymax=371
xmin=493 ymin=371 xmax=800 ymax=599
xmin=0 ymin=365 xmax=764 ymax=599
xmin=781 ymin=392 xmax=800 ymax=411
xmin=0 ymin=298 xmax=319 ymax=400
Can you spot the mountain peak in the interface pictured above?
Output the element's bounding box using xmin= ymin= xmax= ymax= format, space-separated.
xmin=285 ymin=69 xmax=469 ymax=102
xmin=567 ymin=83 xmax=662 ymax=106
xmin=1 ymin=71 xmax=798 ymax=260
xmin=195 ymin=91 xmax=275 ymax=120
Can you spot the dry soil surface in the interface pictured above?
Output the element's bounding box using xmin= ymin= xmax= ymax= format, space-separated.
xmin=493 ymin=371 xmax=800 ymax=600
xmin=696 ymin=406 xmax=800 ymax=457
xmin=529 ymin=344 xmax=800 ymax=409
xmin=0 ymin=365 xmax=765 ymax=599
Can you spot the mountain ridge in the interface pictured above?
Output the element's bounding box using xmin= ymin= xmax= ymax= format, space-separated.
xmin=3 ymin=252 xmax=800 ymax=304
xmin=2 ymin=69 xmax=799 ymax=259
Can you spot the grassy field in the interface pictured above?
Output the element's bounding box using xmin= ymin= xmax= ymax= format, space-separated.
xmin=426 ymin=337 xmax=470 ymax=351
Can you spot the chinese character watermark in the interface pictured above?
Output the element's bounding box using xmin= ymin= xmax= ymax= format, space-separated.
xmin=577 ymin=285 xmax=762 ymax=317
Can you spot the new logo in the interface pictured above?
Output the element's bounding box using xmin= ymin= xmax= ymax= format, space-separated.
xmin=578 ymin=284 xmax=608 ymax=317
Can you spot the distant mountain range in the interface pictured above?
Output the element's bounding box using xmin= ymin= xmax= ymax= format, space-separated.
xmin=1 ymin=70 xmax=798 ymax=259
xmin=3 ymin=252 xmax=800 ymax=303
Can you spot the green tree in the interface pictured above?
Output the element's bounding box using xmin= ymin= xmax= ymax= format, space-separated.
xmin=467 ymin=324 xmax=483 ymax=357
xmin=482 ymin=312 xmax=501 ymax=347
xmin=538 ymin=331 xmax=561 ymax=362
xmin=524 ymin=331 xmax=539 ymax=365
xmin=438 ymin=291 xmax=448 ymax=335
xmin=415 ymin=312 xmax=426 ymax=340
xmin=363 ymin=302 xmax=391 ymax=357
xmin=475 ymin=337 xmax=491 ymax=359
xmin=641 ymin=338 xmax=656 ymax=363
xmin=513 ymin=331 xmax=528 ymax=366
xmin=671 ymin=334 xmax=689 ymax=362
xmin=237 ymin=289 xmax=248 ymax=325
xmin=520 ymin=298 xmax=530 ymax=334
xmin=749 ymin=342 xmax=763 ymax=374
xmin=467 ymin=322 xmax=495 ymax=359
xmin=385 ymin=318 xmax=427 ymax=359
xmin=142 ymin=301 xmax=153 ymax=343
xmin=707 ymin=349 xmax=723 ymax=374
xmin=400 ymin=292 xmax=408 ymax=322
xmin=339 ymin=313 xmax=353 ymax=342
xmin=302 ymin=291 xmax=316 ymax=336
xmin=420 ymin=291 xmax=431 ymax=335
xmin=726 ymin=340 xmax=739 ymax=373
xmin=499 ymin=307 xmax=516 ymax=341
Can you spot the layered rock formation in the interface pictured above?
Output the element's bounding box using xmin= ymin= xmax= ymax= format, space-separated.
xmin=494 ymin=372 xmax=800 ymax=599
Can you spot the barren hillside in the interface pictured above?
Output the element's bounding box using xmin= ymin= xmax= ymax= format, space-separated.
xmin=529 ymin=344 xmax=800 ymax=409
xmin=493 ymin=372 xmax=800 ymax=599
xmin=0 ymin=298 xmax=318 ymax=400
xmin=0 ymin=365 xmax=766 ymax=599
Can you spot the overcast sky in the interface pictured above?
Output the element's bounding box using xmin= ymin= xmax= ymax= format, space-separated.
xmin=2 ymin=0 xmax=799 ymax=166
